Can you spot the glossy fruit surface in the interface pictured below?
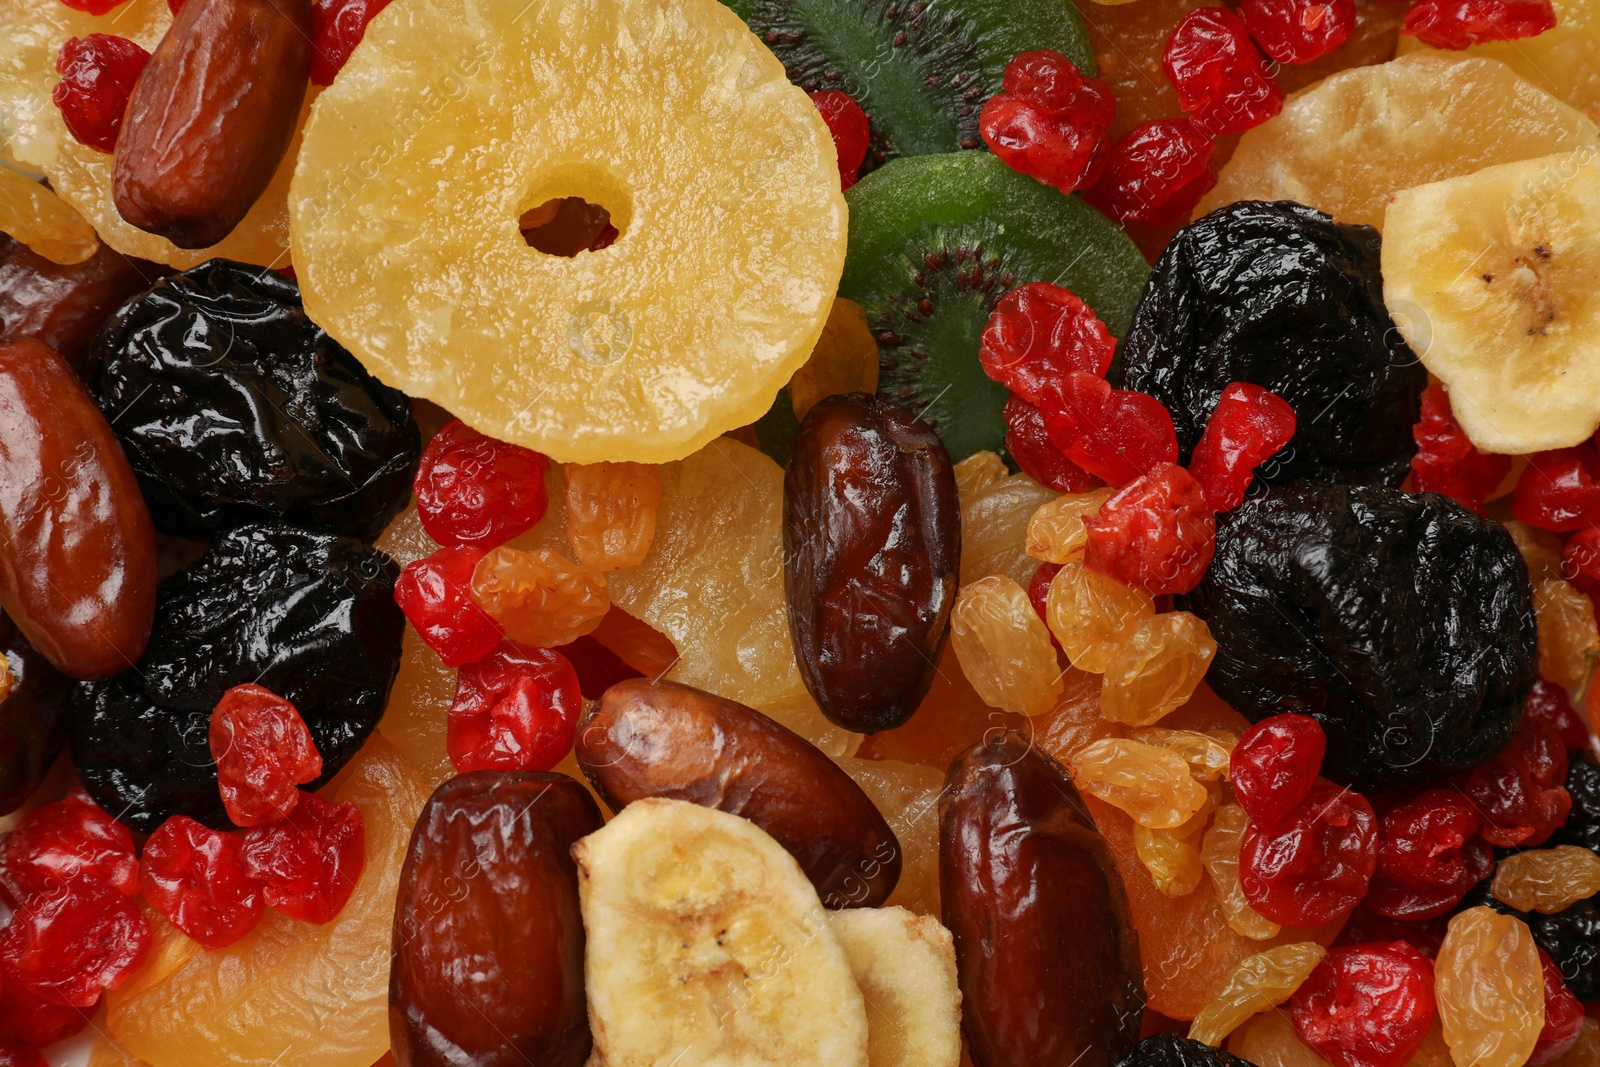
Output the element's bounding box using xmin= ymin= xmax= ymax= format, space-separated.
xmin=1082 ymin=462 xmax=1216 ymax=596
xmin=0 ymin=236 xmax=162 ymax=376
xmin=1188 ymin=941 xmax=1327 ymax=1047
xmin=1516 ymin=447 xmax=1600 ymax=532
xmin=0 ymin=880 xmax=150 ymax=1007
xmin=1492 ymin=846 xmax=1600 ymax=915
xmin=209 ymin=684 xmax=322 ymax=827
xmin=1162 ymin=7 xmax=1283 ymax=135
xmin=1084 ymin=119 xmax=1219 ymax=228
xmin=1403 ymin=0 xmax=1556 ymax=49
xmin=0 ymin=789 xmax=136 ymax=906
xmin=51 ymin=34 xmax=148 ymax=153
xmin=469 ymin=546 xmax=609 ymax=649
xmin=950 ymin=575 xmax=1064 ymax=718
xmin=1046 ymin=559 xmax=1155 ymax=673
xmin=1116 ymin=1034 xmax=1256 ymax=1067
xmin=810 ymin=90 xmax=870 ymax=190
xmin=1290 ymin=943 xmax=1437 ymax=1067
xmin=140 ymin=816 xmax=263 ymax=950
xmin=564 ymin=461 xmax=659 ymax=572
xmin=308 ymin=0 xmax=390 ymax=85
xmin=1038 ymin=371 xmax=1180 ymax=487
xmin=1239 ymin=784 xmax=1377 ymax=927
xmin=1189 ymin=382 xmax=1297 ymax=512
xmin=1099 ymin=611 xmax=1215 ymax=727
xmin=414 ymin=418 xmax=548 ymax=549
xmin=1239 ymin=0 xmax=1356 ymax=63
xmin=1410 ymin=384 xmax=1512 ymax=514
xmin=1531 ymin=948 xmax=1585 ymax=1065
xmin=1369 ymin=790 xmax=1491 ymax=920
xmin=1069 ymin=738 xmax=1209 ymax=829
xmin=394 ymin=546 xmax=505 ymax=667
xmin=448 ymin=643 xmax=581 ymax=773
xmin=979 ymin=281 xmax=1116 ymax=406
xmin=1005 ymin=394 xmax=1103 ymax=493
xmin=1461 ymin=712 xmax=1571 ymax=848
xmin=0 ymin=158 xmax=97 ymax=266
xmin=1230 ymin=714 xmax=1325 ymax=830
xmin=1435 ymin=907 xmax=1544 ymax=1067
xmin=1028 ymin=488 xmax=1115 ymax=565
xmin=979 ymin=50 xmax=1115 ymax=194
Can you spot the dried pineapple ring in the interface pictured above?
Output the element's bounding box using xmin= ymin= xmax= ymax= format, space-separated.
xmin=0 ymin=163 xmax=97 ymax=264
xmin=290 ymin=0 xmax=847 ymax=464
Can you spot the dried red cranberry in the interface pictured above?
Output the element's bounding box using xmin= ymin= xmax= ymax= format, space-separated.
xmin=0 ymin=790 xmax=137 ymax=908
xmin=1240 ymin=783 xmax=1377 ymax=926
xmin=810 ymin=90 xmax=871 ymax=191
xmin=1037 ymin=371 xmax=1179 ymax=487
xmin=1188 ymin=382 xmax=1297 ymax=512
xmin=0 ymin=974 xmax=89 ymax=1048
xmin=1513 ymin=445 xmax=1600 ymax=532
xmin=1230 ymin=713 xmax=1326 ymax=830
xmin=1162 ymin=8 xmax=1283 ymax=136
xmin=394 ymin=545 xmax=505 ymax=667
xmin=450 ymin=642 xmax=583 ymax=773
xmin=239 ymin=791 xmax=364 ymax=925
xmin=0 ymin=1040 xmax=46 ymax=1067
xmin=415 ymin=418 xmax=549 ymax=548
xmin=1238 ymin=0 xmax=1357 ymax=64
xmin=140 ymin=816 xmax=264 ymax=950
xmin=1081 ymin=462 xmax=1216 ymax=595
xmin=1532 ymin=947 xmax=1586 ymax=1065
xmin=1366 ymin=789 xmax=1492 ymax=920
xmin=1333 ymin=905 xmax=1449 ymax=958
xmin=1002 ymin=394 xmax=1102 ymax=493
xmin=1461 ymin=713 xmax=1571 ymax=848
xmin=1083 ymin=119 xmax=1218 ymax=227
xmin=979 ymin=51 xmax=1116 ymax=195
xmin=1410 ymin=384 xmax=1512 ymax=515
xmin=1290 ymin=942 xmax=1436 ymax=1067
xmin=558 ymin=635 xmax=643 ymax=701
xmin=979 ymin=282 xmax=1116 ymax=405
xmin=1525 ymin=679 xmax=1592 ymax=751
xmin=209 ymin=683 xmax=323 ymax=827
xmin=0 ymin=883 xmax=150 ymax=1007
xmin=52 ymin=35 xmax=150 ymax=153
xmin=310 ymin=0 xmax=393 ymax=85
xmin=1564 ymin=526 xmax=1600 ymax=590
xmin=1403 ymin=0 xmax=1556 ymax=49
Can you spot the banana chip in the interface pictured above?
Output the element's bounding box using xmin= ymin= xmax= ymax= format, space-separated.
xmin=829 ymin=908 xmax=962 ymax=1067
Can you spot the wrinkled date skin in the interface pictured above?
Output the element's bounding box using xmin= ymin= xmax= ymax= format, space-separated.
xmin=784 ymin=393 xmax=960 ymax=733
xmin=0 ymin=235 xmax=165 ymax=377
xmin=391 ymin=771 xmax=601 ymax=1067
xmin=112 ymin=0 xmax=310 ymax=248
xmin=576 ymin=677 xmax=901 ymax=907
xmin=0 ymin=339 xmax=156 ymax=679
xmin=0 ymin=612 xmax=69 ymax=816
xmin=941 ymin=733 xmax=1145 ymax=1067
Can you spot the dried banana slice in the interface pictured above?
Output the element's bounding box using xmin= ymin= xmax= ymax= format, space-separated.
xmin=829 ymin=907 xmax=962 ymax=1067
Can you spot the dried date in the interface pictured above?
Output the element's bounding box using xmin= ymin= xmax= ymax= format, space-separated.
xmin=0 ymin=235 xmax=163 ymax=378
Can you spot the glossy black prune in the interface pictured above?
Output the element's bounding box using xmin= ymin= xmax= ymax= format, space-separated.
xmin=70 ymin=523 xmax=403 ymax=830
xmin=1554 ymin=753 xmax=1600 ymax=855
xmin=1115 ymin=1034 xmax=1260 ymax=1067
xmin=90 ymin=259 xmax=419 ymax=540
xmin=0 ymin=613 xmax=69 ymax=816
xmin=1463 ymin=880 xmax=1600 ymax=1002
xmin=1180 ymin=481 xmax=1537 ymax=792
xmin=1121 ymin=200 xmax=1425 ymax=488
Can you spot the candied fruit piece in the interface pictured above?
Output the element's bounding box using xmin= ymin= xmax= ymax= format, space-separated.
xmin=1435 ymin=907 xmax=1545 ymax=1067
xmin=470 ymin=545 xmax=609 ymax=649
xmin=1290 ymin=942 xmax=1437 ymax=1067
xmin=51 ymin=34 xmax=149 ymax=154
xmin=309 ymin=0 xmax=390 ymax=85
xmin=1525 ymin=679 xmax=1591 ymax=751
xmin=1231 ymin=1009 xmax=1338 ymax=1067
xmin=1070 ymin=737 xmax=1209 ymax=829
xmin=0 ymin=790 xmax=137 ymax=907
xmin=953 ymin=450 xmax=1009 ymax=502
xmin=393 ymin=544 xmax=505 ymax=667
xmin=1492 ymin=846 xmax=1600 ymax=915
xmin=565 ymin=461 xmax=661 ymax=572
xmin=980 ymin=51 xmax=1116 ymax=195
xmin=980 ymin=281 xmax=1116 ymax=406
xmin=1515 ymin=447 xmax=1600 ymax=533
xmin=1101 ymin=613 xmax=1217 ymax=727
xmin=787 ymin=298 xmax=878 ymax=422
xmin=1003 ymin=394 xmax=1102 ymax=493
xmin=1532 ymin=947 xmax=1586 ymax=1066
xmin=950 ymin=575 xmax=1064 ymax=717
xmin=0 ymin=162 xmax=97 ymax=265
xmin=1463 ymin=713 xmax=1572 ymax=849
xmin=1027 ymin=487 xmax=1115 ymax=564
xmin=1368 ymin=789 xmax=1492 ymax=921
xmin=1238 ymin=0 xmax=1357 ymax=64
xmin=1188 ymin=941 xmax=1326 ymax=1047
xmin=238 ymin=791 xmax=364 ymax=925
xmin=448 ymin=641 xmax=581 ymax=773
xmin=1239 ymin=784 xmax=1377 ymax=927
xmin=1189 ymin=383 xmax=1298 ymax=513
xmin=414 ymin=418 xmax=549 ymax=549
xmin=1045 ymin=559 xmax=1155 ymax=673
xmin=1085 ymin=119 xmax=1219 ymax=229
xmin=0 ymin=881 xmax=150 ymax=1007
xmin=1135 ymin=796 xmax=1212 ymax=897
xmin=1083 ymin=462 xmax=1217 ymax=596
xmin=1535 ymin=578 xmax=1599 ymax=690
xmin=208 ymin=684 xmax=322 ymax=828
xmin=809 ymin=90 xmax=869 ymax=190
xmin=1132 ymin=726 xmax=1235 ymax=782
xmin=1230 ymin=714 xmax=1326 ymax=831
xmin=1202 ymin=803 xmax=1281 ymax=940
xmin=1403 ymin=0 xmax=1557 ymax=49
xmin=1163 ymin=7 xmax=1284 ymax=136
xmin=1410 ymin=384 xmax=1512 ymax=514
xmin=140 ymin=816 xmax=264 ymax=950
xmin=1039 ymin=371 xmax=1181 ymax=487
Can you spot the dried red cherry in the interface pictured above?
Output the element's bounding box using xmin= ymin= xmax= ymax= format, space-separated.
xmin=980 ymin=282 xmax=1116 ymax=405
xmin=52 ymin=35 xmax=149 ymax=152
xmin=1082 ymin=462 xmax=1216 ymax=596
xmin=238 ymin=791 xmax=364 ymax=924
xmin=1189 ymin=382 xmax=1297 ymax=512
xmin=811 ymin=90 xmax=871 ymax=191
xmin=1403 ymin=0 xmax=1557 ymax=49
xmin=0 ymin=1040 xmax=46 ymax=1067
xmin=0 ymin=790 xmax=137 ymax=908
xmin=140 ymin=815 xmax=264 ymax=950
xmin=1366 ymin=789 xmax=1492 ymax=920
xmin=1229 ymin=713 xmax=1325 ymax=830
xmin=209 ymin=683 xmax=323 ymax=827
xmin=394 ymin=545 xmax=506 ymax=667
xmin=1333 ymin=905 xmax=1448 ymax=958
xmin=979 ymin=50 xmax=1115 ymax=195
xmin=1531 ymin=947 xmax=1585 ymax=1065
xmin=1162 ymin=8 xmax=1283 ymax=136
xmin=1525 ymin=679 xmax=1591 ymax=751
xmin=1238 ymin=0 xmax=1357 ymax=64
xmin=310 ymin=0 xmax=392 ymax=85
xmin=450 ymin=642 xmax=583 ymax=773
xmin=1410 ymin=384 xmax=1512 ymax=515
xmin=0 ymin=882 xmax=150 ymax=1007
xmin=1513 ymin=445 xmax=1600 ymax=532
xmin=1003 ymin=394 xmax=1102 ymax=493
xmin=0 ymin=971 xmax=91 ymax=1048
xmin=1290 ymin=942 xmax=1436 ymax=1067
xmin=1037 ymin=371 xmax=1179 ymax=487
xmin=1239 ymin=783 xmax=1377 ymax=926
xmin=1460 ymin=712 xmax=1571 ymax=848
xmin=1083 ymin=120 xmax=1218 ymax=228
xmin=414 ymin=419 xmax=549 ymax=549
xmin=1563 ymin=526 xmax=1600 ymax=593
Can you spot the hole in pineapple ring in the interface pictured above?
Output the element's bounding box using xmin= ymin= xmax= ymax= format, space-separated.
xmin=516 ymin=163 xmax=632 ymax=258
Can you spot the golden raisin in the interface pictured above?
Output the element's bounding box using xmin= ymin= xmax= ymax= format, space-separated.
xmin=1070 ymin=737 xmax=1209 ymax=829
xmin=950 ymin=575 xmax=1065 ymax=717
xmin=1203 ymin=803 xmax=1281 ymax=941
xmin=470 ymin=545 xmax=609 ymax=648
xmin=1228 ymin=1009 xmax=1334 ymax=1067
xmin=565 ymin=461 xmax=662 ymax=572
xmin=787 ymin=297 xmax=879 ymax=421
xmin=1491 ymin=845 xmax=1600 ymax=915
xmin=1027 ymin=488 xmax=1116 ymax=564
xmin=1045 ymin=559 xmax=1154 ymax=673
xmin=1135 ymin=791 xmax=1213 ymax=897
xmin=1535 ymin=578 xmax=1600 ymax=690
xmin=1132 ymin=727 xmax=1236 ymax=782
xmin=1507 ymin=519 xmax=1566 ymax=583
xmin=1189 ymin=941 xmax=1328 ymax=1047
xmin=953 ymin=450 xmax=1009 ymax=503
xmin=1436 ymin=906 xmax=1544 ymax=1067
xmin=1101 ymin=612 xmax=1218 ymax=726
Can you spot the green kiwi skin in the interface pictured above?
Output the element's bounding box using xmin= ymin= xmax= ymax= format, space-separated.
xmin=840 ymin=151 xmax=1150 ymax=465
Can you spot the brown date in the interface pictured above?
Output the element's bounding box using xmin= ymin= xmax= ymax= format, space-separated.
xmin=575 ymin=677 xmax=901 ymax=908
xmin=112 ymin=0 xmax=310 ymax=249
xmin=783 ymin=392 xmax=960 ymax=733
xmin=0 ymin=612 xmax=68 ymax=816
xmin=0 ymin=235 xmax=164 ymax=378
xmin=0 ymin=339 xmax=156 ymax=678
xmin=941 ymin=733 xmax=1145 ymax=1067
xmin=391 ymin=771 xmax=601 ymax=1067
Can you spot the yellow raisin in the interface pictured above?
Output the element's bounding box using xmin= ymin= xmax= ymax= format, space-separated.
xmin=950 ymin=575 xmax=1065 ymax=717
xmin=1135 ymin=791 xmax=1213 ymax=897
xmin=1507 ymin=518 xmax=1569 ymax=584
xmin=1189 ymin=941 xmax=1328 ymax=1047
xmin=787 ymin=297 xmax=879 ymax=421
xmin=1491 ymin=845 xmax=1600 ymax=914
xmin=961 ymin=469 xmax=1057 ymax=588
xmin=470 ymin=545 xmax=610 ymax=648
xmin=1436 ymin=906 xmax=1544 ymax=1067
xmin=1536 ymin=578 xmax=1600 ymax=690
xmin=1070 ymin=737 xmax=1209 ymax=829
xmin=1101 ymin=612 xmax=1218 ymax=726
xmin=565 ymin=461 xmax=662 ymax=572
xmin=953 ymin=450 xmax=1009 ymax=503
xmin=1027 ymin=488 xmax=1117 ymax=564
xmin=1229 ymin=1009 xmax=1333 ymax=1067
xmin=1132 ymin=726 xmax=1236 ymax=781
xmin=1203 ymin=803 xmax=1282 ymax=941
xmin=1046 ymin=559 xmax=1155 ymax=673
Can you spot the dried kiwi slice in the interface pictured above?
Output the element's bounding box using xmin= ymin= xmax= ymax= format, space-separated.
xmin=840 ymin=151 xmax=1149 ymax=463
xmin=725 ymin=0 xmax=1095 ymax=169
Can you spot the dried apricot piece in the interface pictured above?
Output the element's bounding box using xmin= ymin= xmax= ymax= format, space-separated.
xmin=787 ymin=298 xmax=878 ymax=421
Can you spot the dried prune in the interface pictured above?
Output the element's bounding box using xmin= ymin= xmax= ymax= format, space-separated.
xmin=1180 ymin=481 xmax=1536 ymax=792
xmin=391 ymin=771 xmax=600 ymax=1067
xmin=0 ymin=614 xmax=69 ymax=816
xmin=1121 ymin=201 xmax=1425 ymax=488
xmin=941 ymin=733 xmax=1144 ymax=1067
xmin=1555 ymin=753 xmax=1600 ymax=855
xmin=70 ymin=523 xmax=403 ymax=830
xmin=90 ymin=260 xmax=419 ymax=540
xmin=784 ymin=393 xmax=960 ymax=733
xmin=1115 ymin=1033 xmax=1260 ymax=1067
xmin=1462 ymin=881 xmax=1600 ymax=1003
